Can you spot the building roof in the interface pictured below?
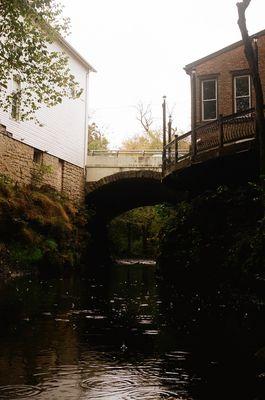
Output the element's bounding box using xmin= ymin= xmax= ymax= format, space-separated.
xmin=184 ymin=28 xmax=265 ymax=74
xmin=57 ymin=34 xmax=97 ymax=73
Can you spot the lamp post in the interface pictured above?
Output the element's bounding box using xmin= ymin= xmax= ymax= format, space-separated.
xmin=168 ymin=114 xmax=172 ymax=162
xmin=162 ymin=96 xmax=167 ymax=167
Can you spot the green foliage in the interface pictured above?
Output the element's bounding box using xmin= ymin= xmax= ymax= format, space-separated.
xmin=0 ymin=175 xmax=89 ymax=272
xmin=30 ymin=163 xmax=53 ymax=187
xmin=109 ymin=204 xmax=174 ymax=258
xmin=88 ymin=123 xmax=109 ymax=151
xmin=10 ymin=245 xmax=43 ymax=265
xmin=0 ymin=0 xmax=82 ymax=121
xmin=158 ymin=184 xmax=264 ymax=289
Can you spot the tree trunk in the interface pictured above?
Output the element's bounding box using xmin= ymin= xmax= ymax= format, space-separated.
xmin=237 ymin=1 xmax=265 ymax=184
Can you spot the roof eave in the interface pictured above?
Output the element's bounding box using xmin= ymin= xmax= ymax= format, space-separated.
xmin=184 ymin=28 xmax=265 ymax=75
xmin=57 ymin=34 xmax=97 ymax=73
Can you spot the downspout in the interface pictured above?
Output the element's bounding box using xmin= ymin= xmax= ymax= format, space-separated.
xmin=83 ymin=71 xmax=90 ymax=177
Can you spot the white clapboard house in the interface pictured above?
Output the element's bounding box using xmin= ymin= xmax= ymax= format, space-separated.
xmin=0 ymin=35 xmax=95 ymax=168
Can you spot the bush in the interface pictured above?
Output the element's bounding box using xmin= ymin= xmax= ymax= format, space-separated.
xmin=158 ymin=183 xmax=264 ymax=290
xmin=0 ymin=175 xmax=89 ymax=274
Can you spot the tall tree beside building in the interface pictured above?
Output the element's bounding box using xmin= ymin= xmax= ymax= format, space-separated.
xmin=0 ymin=0 xmax=82 ymax=120
xmin=237 ymin=0 xmax=265 ymax=182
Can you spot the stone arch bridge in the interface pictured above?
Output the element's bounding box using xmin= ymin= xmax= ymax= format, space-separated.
xmin=86 ymin=108 xmax=261 ymax=221
xmin=86 ymin=150 xmax=180 ymax=220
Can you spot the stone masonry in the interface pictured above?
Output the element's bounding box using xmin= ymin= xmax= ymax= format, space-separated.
xmin=0 ymin=124 xmax=85 ymax=204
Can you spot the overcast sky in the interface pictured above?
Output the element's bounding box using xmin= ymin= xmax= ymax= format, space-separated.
xmin=61 ymin=0 xmax=265 ymax=148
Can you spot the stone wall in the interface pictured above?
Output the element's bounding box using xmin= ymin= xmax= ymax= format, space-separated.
xmin=0 ymin=125 xmax=85 ymax=204
xmin=63 ymin=162 xmax=85 ymax=204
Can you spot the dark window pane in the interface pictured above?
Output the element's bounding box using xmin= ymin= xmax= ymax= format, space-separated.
xmin=236 ymin=97 xmax=250 ymax=112
xmin=203 ymin=100 xmax=216 ymax=120
xmin=235 ymin=76 xmax=249 ymax=97
xmin=203 ymin=80 xmax=216 ymax=100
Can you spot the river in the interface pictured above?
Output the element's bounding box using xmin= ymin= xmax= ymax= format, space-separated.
xmin=0 ymin=261 xmax=264 ymax=399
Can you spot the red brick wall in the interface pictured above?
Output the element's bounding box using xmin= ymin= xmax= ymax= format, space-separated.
xmin=191 ymin=35 xmax=265 ymax=126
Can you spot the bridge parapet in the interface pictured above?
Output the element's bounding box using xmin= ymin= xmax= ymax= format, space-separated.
xmin=86 ymin=150 xmax=162 ymax=182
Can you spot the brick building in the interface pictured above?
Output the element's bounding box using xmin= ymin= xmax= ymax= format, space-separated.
xmin=184 ymin=29 xmax=265 ymax=129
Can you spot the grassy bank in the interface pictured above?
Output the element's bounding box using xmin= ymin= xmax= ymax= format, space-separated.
xmin=0 ymin=175 xmax=89 ymax=278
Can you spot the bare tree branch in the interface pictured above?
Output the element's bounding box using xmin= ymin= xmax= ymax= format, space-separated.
xmin=136 ymin=102 xmax=153 ymax=133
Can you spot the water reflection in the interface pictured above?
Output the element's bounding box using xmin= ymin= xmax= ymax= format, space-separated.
xmin=0 ymin=262 xmax=263 ymax=399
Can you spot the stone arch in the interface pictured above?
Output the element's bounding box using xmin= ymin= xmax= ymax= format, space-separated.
xmin=86 ymin=170 xmax=179 ymax=221
xmin=86 ymin=170 xmax=162 ymax=195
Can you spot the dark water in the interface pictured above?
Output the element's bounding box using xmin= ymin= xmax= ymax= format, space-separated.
xmin=0 ymin=261 xmax=265 ymax=400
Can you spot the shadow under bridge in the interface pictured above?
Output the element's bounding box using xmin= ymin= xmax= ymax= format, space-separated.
xmin=86 ymin=170 xmax=181 ymax=221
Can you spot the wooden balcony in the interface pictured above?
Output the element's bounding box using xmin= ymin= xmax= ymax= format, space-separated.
xmin=163 ymin=108 xmax=257 ymax=176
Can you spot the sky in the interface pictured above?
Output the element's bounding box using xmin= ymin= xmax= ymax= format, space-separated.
xmin=61 ymin=0 xmax=265 ymax=148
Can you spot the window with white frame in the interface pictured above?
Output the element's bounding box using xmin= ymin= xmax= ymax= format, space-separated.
xmin=11 ymin=77 xmax=21 ymax=121
xmin=202 ymin=79 xmax=217 ymax=121
xmin=234 ymin=75 xmax=251 ymax=113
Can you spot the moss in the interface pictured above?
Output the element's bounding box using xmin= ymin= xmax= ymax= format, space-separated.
xmin=0 ymin=175 xmax=89 ymax=274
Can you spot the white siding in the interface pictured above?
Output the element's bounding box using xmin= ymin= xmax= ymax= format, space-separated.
xmin=0 ymin=41 xmax=90 ymax=168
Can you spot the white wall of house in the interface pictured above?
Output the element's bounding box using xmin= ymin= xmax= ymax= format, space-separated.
xmin=0 ymin=39 xmax=92 ymax=168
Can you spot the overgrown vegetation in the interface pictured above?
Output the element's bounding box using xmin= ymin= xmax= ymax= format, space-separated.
xmin=0 ymin=174 xmax=88 ymax=276
xmin=108 ymin=205 xmax=174 ymax=259
xmin=158 ymin=183 xmax=265 ymax=292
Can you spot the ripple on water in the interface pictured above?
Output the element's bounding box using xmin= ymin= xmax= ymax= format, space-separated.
xmin=165 ymin=351 xmax=190 ymax=361
xmin=0 ymin=385 xmax=42 ymax=399
xmin=80 ymin=377 xmax=190 ymax=399
xmin=79 ymin=363 xmax=192 ymax=400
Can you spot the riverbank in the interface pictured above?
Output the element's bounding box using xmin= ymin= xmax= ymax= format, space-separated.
xmin=0 ymin=174 xmax=89 ymax=278
xmin=158 ymin=183 xmax=265 ymax=293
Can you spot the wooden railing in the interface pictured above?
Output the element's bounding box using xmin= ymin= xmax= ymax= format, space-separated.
xmin=163 ymin=107 xmax=257 ymax=172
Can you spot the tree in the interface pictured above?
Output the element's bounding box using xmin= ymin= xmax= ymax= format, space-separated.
xmin=0 ymin=0 xmax=82 ymax=121
xmin=237 ymin=0 xmax=265 ymax=183
xmin=121 ymin=130 xmax=163 ymax=151
xmin=109 ymin=205 xmax=172 ymax=258
xmin=121 ymin=102 xmax=163 ymax=150
xmin=88 ymin=123 xmax=109 ymax=151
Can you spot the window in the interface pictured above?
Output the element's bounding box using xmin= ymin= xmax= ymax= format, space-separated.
xmin=234 ymin=75 xmax=251 ymax=113
xmin=11 ymin=77 xmax=21 ymax=121
xmin=202 ymin=79 xmax=217 ymax=121
xmin=33 ymin=149 xmax=43 ymax=164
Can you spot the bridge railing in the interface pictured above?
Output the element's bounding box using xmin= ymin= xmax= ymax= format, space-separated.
xmin=163 ymin=107 xmax=257 ymax=172
xmin=88 ymin=150 xmax=162 ymax=157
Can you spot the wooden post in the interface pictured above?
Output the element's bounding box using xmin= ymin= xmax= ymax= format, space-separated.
xmin=218 ymin=114 xmax=224 ymax=148
xmin=168 ymin=115 xmax=172 ymax=163
xmin=191 ymin=69 xmax=197 ymax=158
xmin=174 ymin=134 xmax=178 ymax=165
xmin=162 ymin=96 xmax=167 ymax=168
